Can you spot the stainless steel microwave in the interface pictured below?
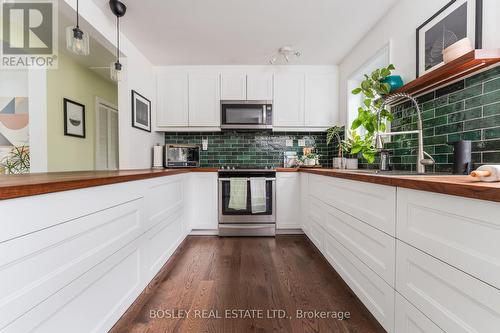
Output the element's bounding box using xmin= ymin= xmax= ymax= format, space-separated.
xmin=164 ymin=144 xmax=200 ymax=167
xmin=220 ymin=100 xmax=272 ymax=130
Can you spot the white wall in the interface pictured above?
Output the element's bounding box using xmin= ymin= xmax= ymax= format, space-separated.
xmin=338 ymin=0 xmax=500 ymax=126
xmin=64 ymin=0 xmax=162 ymax=169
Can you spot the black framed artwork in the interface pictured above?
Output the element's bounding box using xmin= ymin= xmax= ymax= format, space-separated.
xmin=63 ymin=98 xmax=86 ymax=138
xmin=131 ymin=90 xmax=151 ymax=132
xmin=416 ymin=0 xmax=483 ymax=77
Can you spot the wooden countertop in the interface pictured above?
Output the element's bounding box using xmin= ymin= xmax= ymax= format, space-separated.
xmin=1 ymin=167 xmax=499 ymax=203
xmin=300 ymin=168 xmax=500 ymax=203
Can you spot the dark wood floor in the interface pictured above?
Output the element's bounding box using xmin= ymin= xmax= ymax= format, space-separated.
xmin=110 ymin=235 xmax=386 ymax=333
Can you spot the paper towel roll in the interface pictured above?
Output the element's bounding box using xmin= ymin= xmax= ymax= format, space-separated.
xmin=470 ymin=165 xmax=500 ymax=182
xmin=152 ymin=144 xmax=163 ymax=168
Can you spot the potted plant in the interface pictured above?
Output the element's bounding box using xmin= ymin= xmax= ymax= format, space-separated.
xmin=1 ymin=146 xmax=30 ymax=174
xmin=341 ymin=131 xmax=377 ymax=169
xmin=348 ymin=64 xmax=396 ymax=164
xmin=300 ymin=153 xmax=320 ymax=167
xmin=326 ymin=125 xmax=345 ymax=169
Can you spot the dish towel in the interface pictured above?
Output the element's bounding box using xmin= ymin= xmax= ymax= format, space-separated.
xmin=228 ymin=178 xmax=248 ymax=210
xmin=250 ymin=177 xmax=267 ymax=214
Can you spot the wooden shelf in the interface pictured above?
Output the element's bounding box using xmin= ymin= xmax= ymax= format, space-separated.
xmin=390 ymin=49 xmax=500 ymax=99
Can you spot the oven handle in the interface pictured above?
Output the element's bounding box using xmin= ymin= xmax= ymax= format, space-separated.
xmin=218 ymin=178 xmax=276 ymax=181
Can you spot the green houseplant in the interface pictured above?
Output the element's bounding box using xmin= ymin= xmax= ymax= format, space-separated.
xmin=326 ymin=125 xmax=344 ymax=168
xmin=348 ymin=64 xmax=396 ymax=164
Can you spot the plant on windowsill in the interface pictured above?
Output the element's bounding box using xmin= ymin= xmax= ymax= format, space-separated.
xmin=349 ymin=64 xmax=396 ymax=164
xmin=326 ymin=125 xmax=345 ymax=169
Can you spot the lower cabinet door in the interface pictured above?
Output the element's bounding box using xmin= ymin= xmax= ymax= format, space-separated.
xmin=396 ymin=241 xmax=500 ymax=333
xmin=323 ymin=233 xmax=395 ymax=333
xmin=395 ymin=293 xmax=444 ymax=333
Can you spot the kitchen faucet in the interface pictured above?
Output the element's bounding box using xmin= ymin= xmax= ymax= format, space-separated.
xmin=375 ymin=92 xmax=435 ymax=174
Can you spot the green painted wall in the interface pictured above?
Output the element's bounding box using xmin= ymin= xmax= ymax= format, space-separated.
xmin=47 ymin=52 xmax=117 ymax=172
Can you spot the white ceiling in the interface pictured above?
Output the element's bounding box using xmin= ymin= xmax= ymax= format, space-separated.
xmin=92 ymin=0 xmax=399 ymax=66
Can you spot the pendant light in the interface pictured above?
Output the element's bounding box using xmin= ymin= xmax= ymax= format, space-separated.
xmin=66 ymin=0 xmax=90 ymax=55
xmin=109 ymin=0 xmax=127 ymax=82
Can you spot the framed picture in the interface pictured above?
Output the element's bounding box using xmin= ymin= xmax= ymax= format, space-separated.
xmin=416 ymin=0 xmax=483 ymax=77
xmin=63 ymin=98 xmax=86 ymax=138
xmin=131 ymin=90 xmax=151 ymax=132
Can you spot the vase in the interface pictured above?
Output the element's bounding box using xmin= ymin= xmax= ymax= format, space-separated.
xmin=381 ymin=75 xmax=404 ymax=92
xmin=332 ymin=157 xmax=346 ymax=169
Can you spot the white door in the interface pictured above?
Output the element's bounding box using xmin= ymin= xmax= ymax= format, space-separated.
xmin=95 ymin=100 xmax=118 ymax=170
xmin=276 ymin=173 xmax=301 ymax=229
xmin=188 ymin=73 xmax=221 ymax=127
xmin=220 ymin=72 xmax=247 ymax=100
xmin=157 ymin=73 xmax=188 ymax=127
xmin=273 ymin=73 xmax=305 ymax=127
xmin=305 ymin=73 xmax=337 ymax=127
xmin=186 ymin=173 xmax=218 ymax=230
xmin=247 ymin=73 xmax=273 ymax=100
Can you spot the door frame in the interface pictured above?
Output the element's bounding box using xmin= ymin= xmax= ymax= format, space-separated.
xmin=95 ymin=97 xmax=118 ymax=170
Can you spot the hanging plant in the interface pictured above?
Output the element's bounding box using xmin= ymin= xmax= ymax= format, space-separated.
xmin=349 ymin=64 xmax=396 ymax=163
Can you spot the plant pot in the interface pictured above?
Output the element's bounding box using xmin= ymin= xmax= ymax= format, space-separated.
xmin=345 ymin=158 xmax=358 ymax=170
xmin=332 ymin=157 xmax=346 ymax=169
xmin=303 ymin=158 xmax=316 ymax=167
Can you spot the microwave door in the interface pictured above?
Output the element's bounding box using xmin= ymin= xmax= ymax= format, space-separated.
xmin=224 ymin=106 xmax=264 ymax=125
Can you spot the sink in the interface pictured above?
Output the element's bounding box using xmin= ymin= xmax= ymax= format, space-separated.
xmin=346 ymin=169 xmax=451 ymax=176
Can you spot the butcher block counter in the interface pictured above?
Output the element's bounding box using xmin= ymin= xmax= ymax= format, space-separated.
xmin=0 ymin=167 xmax=499 ymax=202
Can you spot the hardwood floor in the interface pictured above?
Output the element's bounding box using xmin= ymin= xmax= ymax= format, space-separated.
xmin=110 ymin=235 xmax=386 ymax=333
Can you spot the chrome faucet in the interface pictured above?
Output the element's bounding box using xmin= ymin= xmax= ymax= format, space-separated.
xmin=375 ymin=92 xmax=435 ymax=174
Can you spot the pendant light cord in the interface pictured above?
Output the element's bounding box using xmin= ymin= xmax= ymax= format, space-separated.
xmin=76 ymin=0 xmax=79 ymax=28
xmin=116 ymin=15 xmax=120 ymax=62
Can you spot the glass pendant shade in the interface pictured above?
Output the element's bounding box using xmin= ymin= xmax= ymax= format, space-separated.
xmin=66 ymin=26 xmax=90 ymax=56
xmin=110 ymin=61 xmax=122 ymax=82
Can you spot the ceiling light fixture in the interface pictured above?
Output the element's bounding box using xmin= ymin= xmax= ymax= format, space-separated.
xmin=66 ymin=0 xmax=90 ymax=56
xmin=109 ymin=0 xmax=127 ymax=82
xmin=269 ymin=46 xmax=301 ymax=65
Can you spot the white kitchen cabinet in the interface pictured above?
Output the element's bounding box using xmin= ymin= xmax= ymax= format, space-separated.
xmin=0 ymin=175 xmax=189 ymax=333
xmin=188 ymin=73 xmax=221 ymax=127
xmin=299 ymin=173 xmax=309 ymax=233
xmin=220 ymin=72 xmax=247 ymax=100
xmin=323 ymin=232 xmax=395 ymax=333
xmin=156 ymin=72 xmax=189 ymax=127
xmin=276 ymin=172 xmax=301 ymax=229
xmin=396 ymin=240 xmax=500 ymax=333
xmin=305 ymin=73 xmax=337 ymax=127
xmin=308 ymin=174 xmax=396 ymax=236
xmin=273 ymin=73 xmax=305 ymax=128
xmin=395 ymin=293 xmax=445 ymax=333
xmin=397 ymin=188 xmax=500 ymax=289
xmin=185 ymin=172 xmax=218 ymax=231
xmin=247 ymin=72 xmax=273 ymax=100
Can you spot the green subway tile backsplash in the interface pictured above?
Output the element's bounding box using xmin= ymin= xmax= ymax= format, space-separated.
xmin=368 ymin=65 xmax=500 ymax=172
xmin=165 ymin=131 xmax=339 ymax=168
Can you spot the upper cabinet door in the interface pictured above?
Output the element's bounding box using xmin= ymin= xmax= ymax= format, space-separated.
xmin=305 ymin=73 xmax=338 ymax=127
xmin=273 ymin=73 xmax=305 ymax=127
xmin=220 ymin=73 xmax=247 ymax=100
xmin=247 ymin=73 xmax=273 ymax=100
xmin=188 ymin=73 xmax=221 ymax=127
xmin=156 ymin=73 xmax=189 ymax=127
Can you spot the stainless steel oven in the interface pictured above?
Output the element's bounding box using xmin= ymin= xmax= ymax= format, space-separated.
xmin=221 ymin=100 xmax=273 ymax=130
xmin=218 ymin=169 xmax=276 ymax=236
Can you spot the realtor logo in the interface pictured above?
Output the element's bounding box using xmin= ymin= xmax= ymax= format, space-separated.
xmin=1 ymin=0 xmax=58 ymax=68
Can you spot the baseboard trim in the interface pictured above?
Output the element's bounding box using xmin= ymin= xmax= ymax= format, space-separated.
xmin=276 ymin=228 xmax=304 ymax=235
xmin=189 ymin=229 xmax=219 ymax=235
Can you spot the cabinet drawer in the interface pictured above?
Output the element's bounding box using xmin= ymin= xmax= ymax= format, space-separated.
xmin=323 ymin=233 xmax=395 ymax=333
xmin=308 ymin=174 xmax=396 ymax=236
xmin=397 ymin=188 xmax=500 ymax=289
xmin=395 ymin=293 xmax=444 ymax=333
xmin=322 ymin=203 xmax=396 ymax=286
xmin=396 ymin=241 xmax=500 ymax=333
xmin=307 ymin=218 xmax=325 ymax=251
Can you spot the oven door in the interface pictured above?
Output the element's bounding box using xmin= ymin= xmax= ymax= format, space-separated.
xmin=221 ymin=101 xmax=272 ymax=130
xmin=218 ymin=177 xmax=276 ymax=223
